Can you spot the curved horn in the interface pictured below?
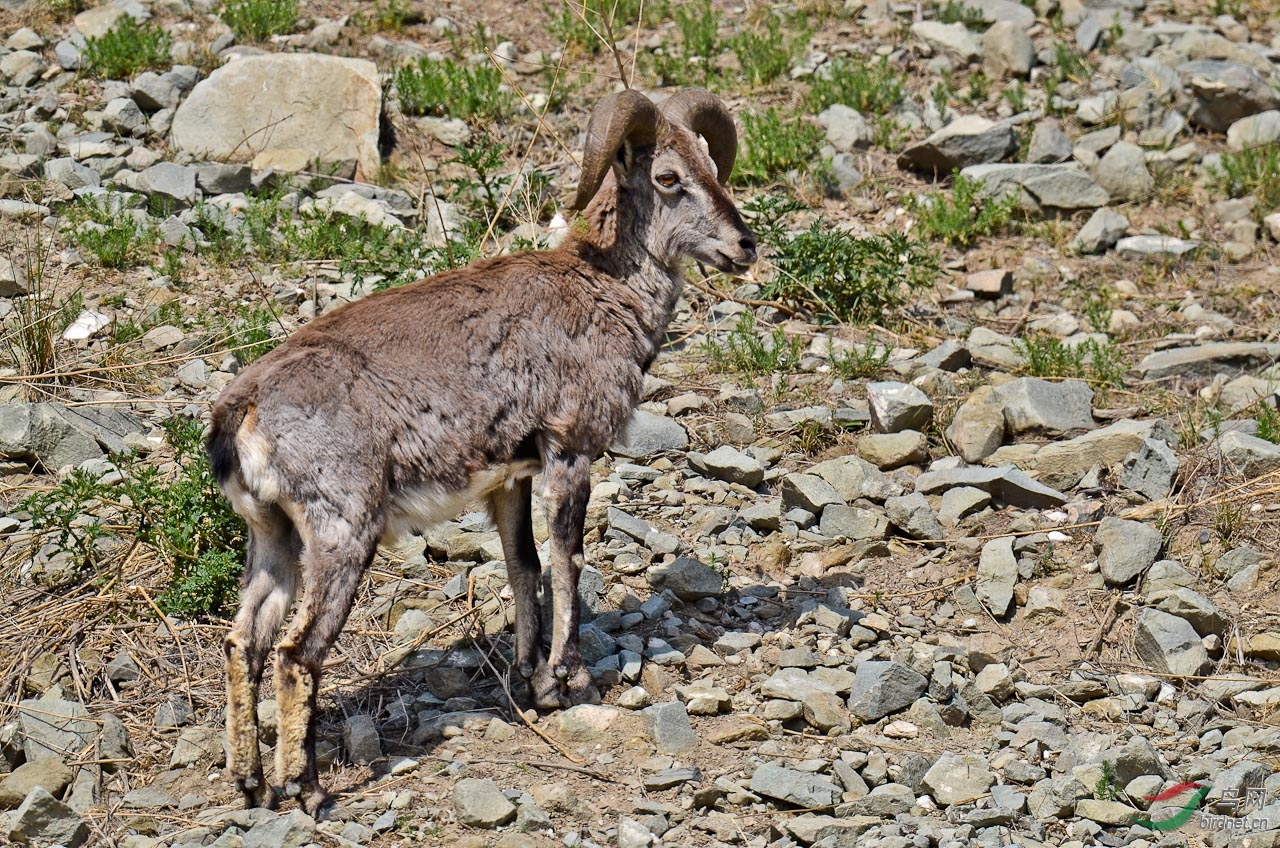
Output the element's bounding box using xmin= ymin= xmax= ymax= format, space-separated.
xmin=572 ymin=90 xmax=659 ymax=211
xmin=659 ymin=88 xmax=737 ymax=184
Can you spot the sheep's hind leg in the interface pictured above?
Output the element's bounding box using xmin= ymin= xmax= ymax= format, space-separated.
xmin=542 ymin=452 xmax=600 ymax=707
xmin=274 ymin=525 xmax=379 ymax=817
xmin=225 ymin=507 xmax=300 ymax=809
xmin=490 ymin=477 xmax=559 ymax=709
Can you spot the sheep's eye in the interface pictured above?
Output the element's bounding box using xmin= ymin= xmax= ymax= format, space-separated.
xmin=655 ymin=172 xmax=680 ymax=188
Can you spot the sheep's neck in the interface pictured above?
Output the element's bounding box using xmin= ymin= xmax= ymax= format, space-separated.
xmin=576 ymin=182 xmax=685 ymax=351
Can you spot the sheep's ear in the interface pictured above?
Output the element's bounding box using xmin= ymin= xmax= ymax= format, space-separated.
xmin=611 ymin=140 xmax=652 ymax=188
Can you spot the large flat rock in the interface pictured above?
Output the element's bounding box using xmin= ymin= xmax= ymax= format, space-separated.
xmin=171 ymin=54 xmax=382 ymax=180
xmin=1137 ymin=342 xmax=1280 ymax=380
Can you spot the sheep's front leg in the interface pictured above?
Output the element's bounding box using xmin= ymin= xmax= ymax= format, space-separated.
xmin=542 ymin=451 xmax=600 ymax=707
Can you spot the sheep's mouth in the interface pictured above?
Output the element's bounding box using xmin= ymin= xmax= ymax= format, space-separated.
xmin=712 ymin=251 xmax=755 ymax=274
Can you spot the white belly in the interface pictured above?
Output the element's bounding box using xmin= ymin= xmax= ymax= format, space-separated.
xmin=382 ymin=460 xmax=542 ymax=543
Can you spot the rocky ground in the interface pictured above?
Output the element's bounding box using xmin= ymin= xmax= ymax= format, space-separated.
xmin=3 ymin=0 xmax=1280 ymax=846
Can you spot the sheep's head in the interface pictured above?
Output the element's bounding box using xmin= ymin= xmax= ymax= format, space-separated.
xmin=574 ymin=88 xmax=757 ymax=274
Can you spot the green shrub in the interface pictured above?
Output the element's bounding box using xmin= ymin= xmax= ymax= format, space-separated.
xmin=23 ymin=417 xmax=246 ymax=619
xmin=734 ymin=107 xmax=824 ymax=185
xmin=1211 ymin=143 xmax=1280 ymax=215
xmin=767 ymin=223 xmax=940 ymax=323
xmin=732 ymin=15 xmax=806 ymax=87
xmin=83 ymin=16 xmax=171 ymax=80
xmin=804 ymin=56 xmax=905 ymax=116
xmin=394 ymin=57 xmax=513 ymax=120
xmin=221 ymin=0 xmax=299 ymax=41
xmin=702 ymin=311 xmax=803 ymax=375
xmin=64 ymin=196 xmax=158 ymax=269
xmin=910 ymin=172 xmax=1020 ymax=248
xmin=1013 ymin=334 xmax=1127 ymax=387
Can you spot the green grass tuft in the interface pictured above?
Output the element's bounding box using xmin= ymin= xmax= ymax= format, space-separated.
xmin=83 ymin=16 xmax=171 ymax=80
xmin=221 ymin=0 xmax=299 ymax=41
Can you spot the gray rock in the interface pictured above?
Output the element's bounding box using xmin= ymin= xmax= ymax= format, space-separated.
xmin=1095 ymin=517 xmax=1162 ymax=585
xmin=1102 ymin=734 xmax=1173 ymax=784
xmin=912 ymin=465 xmax=1067 ymax=508
xmin=1027 ymin=120 xmax=1072 ymax=164
xmin=611 ymin=410 xmax=688 ymax=457
xmin=857 ymin=431 xmax=928 ymax=470
xmin=1071 ymin=207 xmax=1129 ymax=254
xmin=102 ymin=98 xmax=147 ymax=136
xmin=1137 ymin=342 xmax=1280 ymax=380
xmin=750 ymin=764 xmax=842 ymax=809
xmin=918 ymin=339 xmax=971 ymax=371
xmin=898 ymin=115 xmax=1019 ymax=172
xmin=643 ymin=701 xmax=697 ymax=754
xmin=1134 ymin=608 xmax=1209 ymax=676
xmin=994 ymin=378 xmax=1094 ymax=436
xmin=982 ymin=21 xmax=1034 ymax=79
xmin=154 ymin=695 xmax=194 ymax=729
xmin=938 ymin=486 xmax=991 ymax=525
xmin=781 ymin=472 xmax=845 ymax=514
xmin=922 ymin=753 xmax=996 ymax=806
xmin=1217 ymin=546 xmax=1265 ymax=579
xmin=819 ymin=505 xmax=889 ymax=541
xmin=195 ymin=162 xmax=253 ymax=194
xmin=343 ymin=714 xmax=381 ymax=764
xmin=1095 ymin=141 xmax=1153 ymax=203
xmin=961 ymin=163 xmax=1109 ymax=213
xmin=8 ymin=787 xmax=89 ymax=847
xmin=137 ymin=162 xmax=198 ymax=207
xmin=867 ymin=381 xmax=933 ymax=433
xmin=172 ymin=54 xmax=383 ymax=180
xmin=976 ymin=536 xmax=1017 ymax=616
xmin=1227 ymin=110 xmax=1280 ymax=151
xmin=1149 ymin=588 xmax=1226 ymax=637
xmin=807 ymin=455 xmax=892 ymax=502
xmin=1215 ymin=430 xmax=1280 ymax=476
xmin=242 ymin=810 xmax=316 ymax=848
xmin=1120 ymin=438 xmax=1179 ymax=501
xmin=945 ymin=388 xmax=1005 ymax=463
xmin=98 ymin=713 xmax=132 ymax=770
xmin=453 ymin=778 xmax=516 ymax=828
xmin=43 ymin=157 xmax=100 ymax=190
xmin=131 ymin=71 xmax=180 ymax=112
xmin=169 ymin=726 xmax=222 ymax=769
xmin=818 ymin=104 xmax=872 ymax=151
xmin=696 ymin=445 xmax=764 ymax=487
xmin=54 ymin=40 xmax=83 ymax=70
xmin=1115 ymin=234 xmax=1199 ymax=259
xmin=885 ymin=492 xmax=944 ymax=541
xmin=1027 ymin=776 xmax=1089 ymax=821
xmin=1 ymin=50 xmax=47 ymax=87
xmin=911 ymin=21 xmax=982 ymax=62
xmin=0 ymin=759 xmax=73 ymax=810
xmin=848 ymin=661 xmax=929 ymax=721
xmin=1178 ymin=60 xmax=1280 ymax=132
xmin=648 ymin=557 xmax=721 ymax=600
xmin=18 ymin=694 xmax=95 ymax=761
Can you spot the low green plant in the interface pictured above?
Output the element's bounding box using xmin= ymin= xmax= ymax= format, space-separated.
xmin=734 ymin=108 xmax=824 ymax=185
xmin=64 ymin=196 xmax=158 ymax=269
xmin=1081 ymin=290 xmax=1113 ymax=334
xmin=394 ymin=57 xmax=512 ymax=121
xmin=804 ymin=56 xmax=905 ymax=116
xmin=23 ymin=417 xmax=246 ymax=619
xmin=830 ymin=344 xmax=890 ymax=379
xmin=909 ymin=172 xmax=1020 ymax=248
xmin=937 ymin=0 xmax=986 ymax=27
xmin=221 ymin=0 xmax=299 ymax=41
xmin=224 ymin=304 xmax=283 ymax=365
xmin=446 ymin=130 xmax=510 ymax=226
xmin=1003 ymin=79 xmax=1027 ymax=113
xmin=1095 ymin=760 xmax=1117 ymax=801
xmin=2 ymin=231 xmax=68 ymax=383
xmin=702 ymin=312 xmax=804 ymax=375
xmin=1052 ymin=43 xmax=1093 ymax=83
xmin=1210 ymin=143 xmax=1280 ymax=216
xmin=83 ymin=16 xmax=171 ymax=80
xmin=549 ymin=0 xmax=653 ymax=54
xmin=1014 ymin=334 xmax=1127 ymax=387
xmin=676 ymin=0 xmax=720 ymax=60
xmin=732 ymin=14 xmax=805 ymax=87
xmin=767 ymin=223 xmax=940 ymax=323
xmin=1255 ymin=401 xmax=1280 ymax=444
xmin=966 ymin=69 xmax=992 ymax=103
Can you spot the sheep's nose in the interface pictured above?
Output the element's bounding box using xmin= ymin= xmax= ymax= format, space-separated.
xmin=739 ymin=235 xmax=758 ymax=263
